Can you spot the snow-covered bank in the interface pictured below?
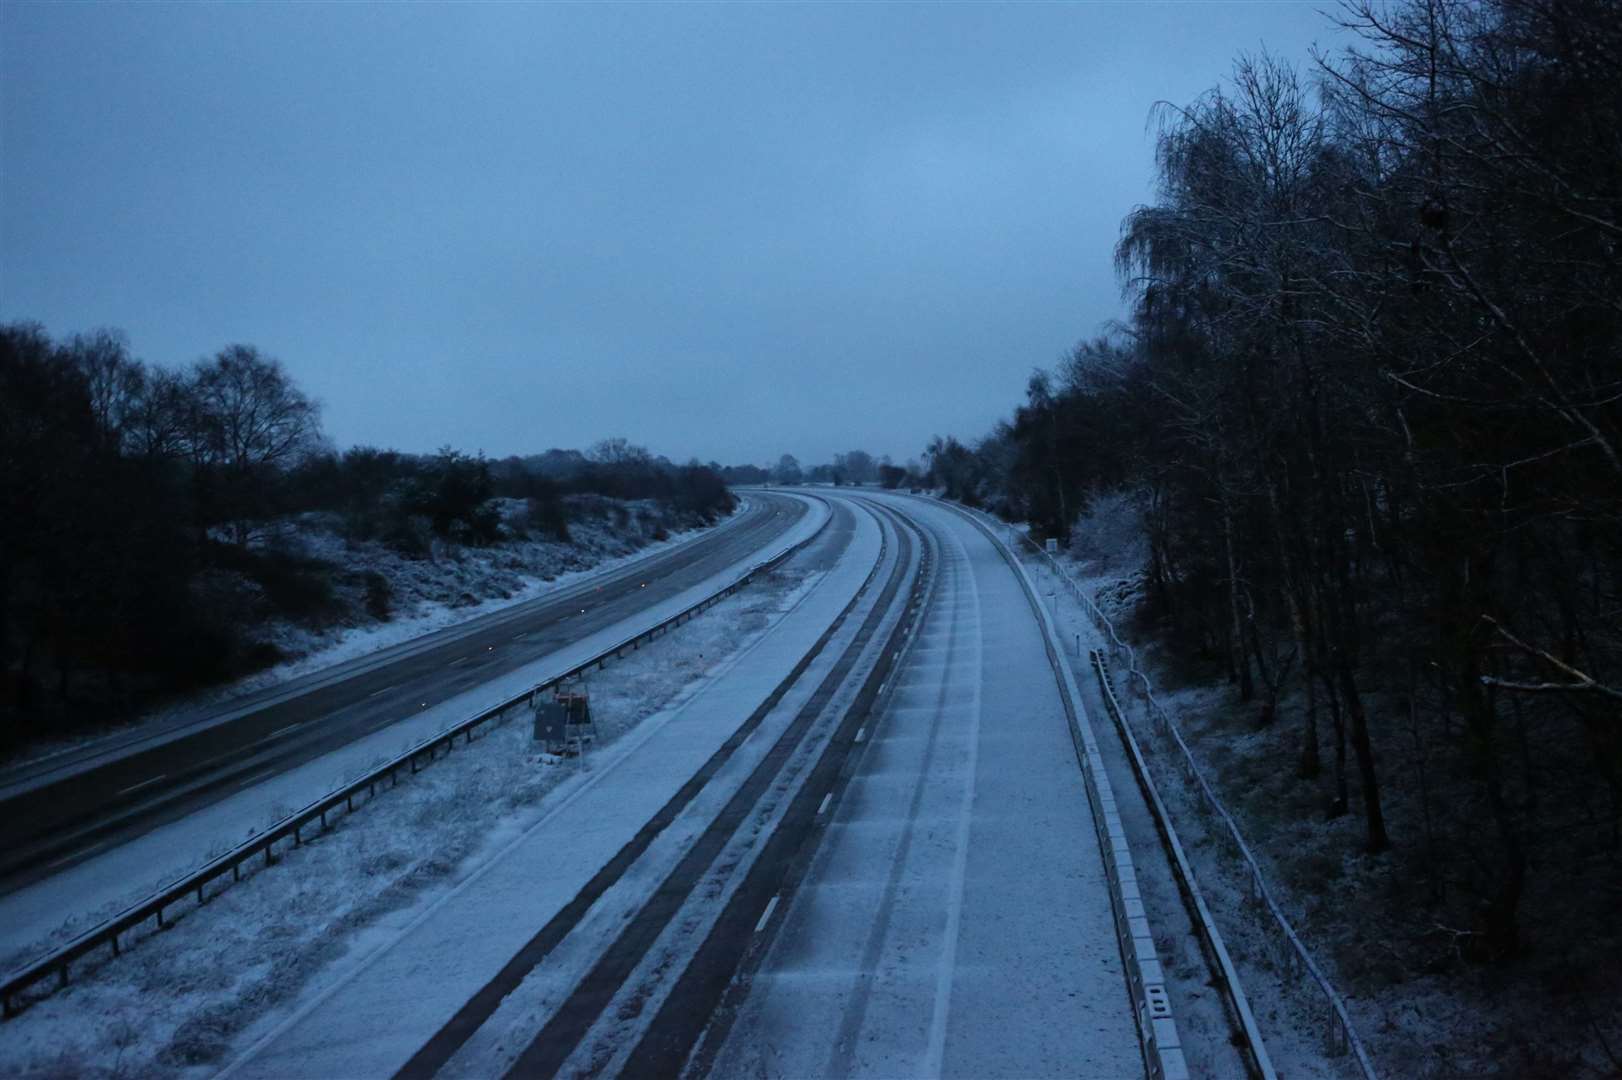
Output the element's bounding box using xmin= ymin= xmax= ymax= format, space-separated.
xmin=0 ymin=494 xmax=827 ymax=986
xmin=1010 ymin=492 xmax=1621 ymax=1079
xmin=5 ymin=498 xmax=741 ymax=775
xmin=0 ymin=528 xmax=847 ymax=1079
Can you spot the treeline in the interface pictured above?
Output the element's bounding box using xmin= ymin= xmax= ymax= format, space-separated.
xmin=762 ymin=450 xmax=925 ymax=489
xmin=928 ymin=0 xmax=1621 ymax=960
xmin=0 ymin=322 xmax=732 ymax=748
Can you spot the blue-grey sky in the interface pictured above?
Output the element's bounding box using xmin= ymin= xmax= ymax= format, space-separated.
xmin=2 ymin=2 xmax=1338 ymax=467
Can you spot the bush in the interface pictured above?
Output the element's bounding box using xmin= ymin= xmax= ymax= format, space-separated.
xmin=362 ymin=572 xmax=392 ymax=620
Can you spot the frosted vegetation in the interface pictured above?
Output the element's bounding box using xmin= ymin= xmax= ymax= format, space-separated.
xmin=917 ymin=3 xmax=1622 ymax=1072
xmin=0 ymin=322 xmax=736 ymax=760
xmin=0 ymin=563 xmax=818 ymax=1079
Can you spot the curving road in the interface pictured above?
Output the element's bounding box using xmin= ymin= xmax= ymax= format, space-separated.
xmin=0 ymin=492 xmax=813 ymax=892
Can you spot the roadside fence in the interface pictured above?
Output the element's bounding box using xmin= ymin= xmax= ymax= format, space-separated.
xmin=973 ymin=508 xmax=1379 ymax=1080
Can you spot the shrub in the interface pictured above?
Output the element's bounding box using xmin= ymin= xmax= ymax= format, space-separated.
xmin=362 ymin=572 xmax=392 ymax=620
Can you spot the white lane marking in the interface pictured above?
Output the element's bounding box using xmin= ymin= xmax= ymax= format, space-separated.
xmin=755 ymin=895 xmax=781 ymax=933
xmin=268 ymin=723 xmax=301 ymax=739
xmin=924 ymin=531 xmax=984 ymax=1076
xmin=118 ymin=774 xmax=166 ymax=797
xmin=236 ymin=771 xmax=270 ymax=790
xmin=817 ymin=792 xmax=833 ymax=816
xmin=854 ymin=727 xmax=866 ymax=744
xmin=48 ymin=840 xmax=107 ymax=869
xmin=448 ymin=656 xmax=470 ymax=667
xmin=368 ymin=684 xmax=397 ymax=698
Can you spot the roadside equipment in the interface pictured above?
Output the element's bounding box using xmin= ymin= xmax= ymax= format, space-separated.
xmin=533 ymin=686 xmax=594 ymax=756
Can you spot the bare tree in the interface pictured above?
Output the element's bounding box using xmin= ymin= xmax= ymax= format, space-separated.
xmin=189 ymin=345 xmax=321 ymax=543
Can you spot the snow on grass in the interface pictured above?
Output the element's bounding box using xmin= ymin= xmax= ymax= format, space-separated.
xmin=0 ymin=561 xmax=817 ymax=1080
xmin=159 ymin=502 xmax=740 ymax=718
xmin=1027 ymin=499 xmax=1622 ymax=1079
xmin=1021 ymin=552 xmax=1358 ymax=1080
xmin=2 ymin=499 xmax=739 ymax=775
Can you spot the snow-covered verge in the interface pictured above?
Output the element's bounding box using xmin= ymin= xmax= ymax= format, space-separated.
xmin=1024 ymin=494 xmax=1622 ymax=1080
xmin=0 ymin=560 xmax=820 ymax=1080
xmin=198 ymin=497 xmax=733 ymax=701
xmin=6 ymin=496 xmax=736 ymax=772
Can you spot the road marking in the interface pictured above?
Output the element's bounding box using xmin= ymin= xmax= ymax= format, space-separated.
xmin=118 ymin=774 xmax=167 ymax=797
xmin=854 ymin=727 xmax=866 ymax=743
xmin=755 ymin=895 xmax=781 ymax=933
xmin=268 ymin=723 xmax=301 ymax=739
xmin=48 ymin=840 xmax=107 ymax=869
xmin=368 ymin=684 xmax=397 ymax=698
xmin=449 ymin=656 xmax=470 ymax=667
xmin=236 ymin=771 xmax=269 ymax=790
xmin=817 ymin=792 xmax=833 ymax=816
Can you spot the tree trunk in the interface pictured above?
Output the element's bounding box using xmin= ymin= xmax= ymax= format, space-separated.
xmin=1321 ymin=667 xmax=1349 ymax=819
xmin=1300 ymin=659 xmax=1322 ymax=779
xmin=1223 ymin=495 xmax=1254 ymax=702
xmin=1337 ymin=651 xmax=1391 ymax=853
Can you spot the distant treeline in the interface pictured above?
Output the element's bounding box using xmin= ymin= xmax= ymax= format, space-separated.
xmin=748 ymin=450 xmax=925 ymax=491
xmin=922 ymin=0 xmax=1621 ymax=962
xmin=0 ymin=322 xmax=732 ymax=748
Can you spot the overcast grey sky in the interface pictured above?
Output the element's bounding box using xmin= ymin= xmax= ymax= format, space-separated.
xmin=2 ymin=2 xmax=1338 ymax=467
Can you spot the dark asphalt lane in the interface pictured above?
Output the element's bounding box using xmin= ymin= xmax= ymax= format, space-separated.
xmin=0 ymin=493 xmax=812 ymax=891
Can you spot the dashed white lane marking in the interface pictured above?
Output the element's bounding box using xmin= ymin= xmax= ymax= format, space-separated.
xmin=118 ymin=774 xmax=166 ymax=797
xmin=268 ymin=723 xmax=301 ymax=739
xmin=755 ymin=895 xmax=781 ymax=933
xmin=48 ymin=840 xmax=106 ymax=869
xmin=448 ymin=656 xmax=471 ymax=667
xmin=854 ymin=727 xmax=866 ymax=743
xmin=817 ymin=792 xmax=833 ymax=816
xmin=924 ymin=528 xmax=984 ymax=1076
xmin=368 ymin=684 xmax=397 ymax=698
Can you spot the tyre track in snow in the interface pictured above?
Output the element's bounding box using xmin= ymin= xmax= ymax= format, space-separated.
xmin=383 ymin=497 xmax=896 ymax=1078
xmin=0 ymin=495 xmax=808 ymax=891
xmin=495 ymin=499 xmax=925 ymax=1080
xmin=695 ymin=494 xmax=1146 ymax=1080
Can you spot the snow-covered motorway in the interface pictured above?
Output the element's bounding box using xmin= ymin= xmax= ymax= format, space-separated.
xmin=3 ymin=490 xmax=1212 ymax=1078
xmin=696 ymin=493 xmax=1145 ymax=1078
xmin=210 ymin=491 xmax=1180 ymax=1079
xmin=0 ymin=493 xmax=821 ymax=954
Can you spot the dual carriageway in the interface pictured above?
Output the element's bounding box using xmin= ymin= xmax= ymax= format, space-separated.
xmin=0 ymin=489 xmax=1262 ymax=1078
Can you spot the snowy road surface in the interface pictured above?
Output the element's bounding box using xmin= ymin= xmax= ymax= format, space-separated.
xmin=215 ymin=496 xmax=892 ymax=1079
xmin=7 ymin=491 xmax=1166 ymax=1079
xmin=0 ymin=492 xmax=826 ymax=968
xmin=699 ymin=494 xmax=1141 ymax=1079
